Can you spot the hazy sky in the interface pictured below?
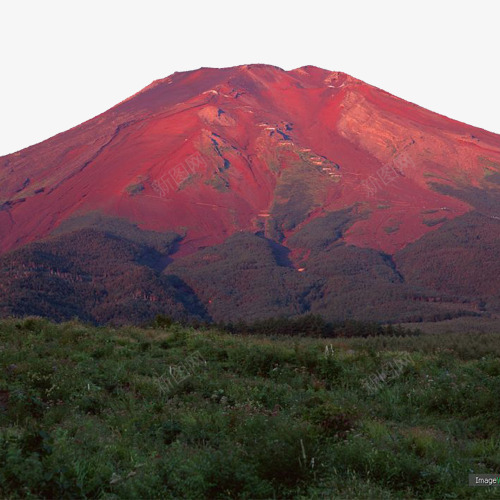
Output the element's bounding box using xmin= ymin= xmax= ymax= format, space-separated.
xmin=1 ymin=0 xmax=499 ymax=156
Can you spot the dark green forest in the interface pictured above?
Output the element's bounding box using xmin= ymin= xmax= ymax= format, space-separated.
xmin=0 ymin=210 xmax=498 ymax=326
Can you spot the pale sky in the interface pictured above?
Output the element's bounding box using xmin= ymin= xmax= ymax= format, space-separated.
xmin=1 ymin=0 xmax=499 ymax=157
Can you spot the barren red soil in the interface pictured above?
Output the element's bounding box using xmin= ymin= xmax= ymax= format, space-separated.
xmin=1 ymin=64 xmax=499 ymax=258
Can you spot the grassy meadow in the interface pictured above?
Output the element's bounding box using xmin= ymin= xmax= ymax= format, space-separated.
xmin=0 ymin=318 xmax=499 ymax=498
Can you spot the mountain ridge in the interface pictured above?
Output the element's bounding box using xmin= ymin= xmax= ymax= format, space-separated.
xmin=1 ymin=64 xmax=499 ymax=324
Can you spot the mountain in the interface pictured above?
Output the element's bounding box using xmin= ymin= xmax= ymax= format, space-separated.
xmin=1 ymin=64 xmax=499 ymax=324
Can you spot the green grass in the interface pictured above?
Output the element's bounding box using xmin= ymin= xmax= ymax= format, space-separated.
xmin=124 ymin=183 xmax=145 ymax=196
xmin=1 ymin=318 xmax=499 ymax=498
xmin=422 ymin=217 xmax=448 ymax=227
xmin=384 ymin=225 xmax=399 ymax=234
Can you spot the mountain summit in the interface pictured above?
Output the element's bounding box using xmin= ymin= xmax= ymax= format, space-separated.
xmin=1 ymin=65 xmax=499 ymax=323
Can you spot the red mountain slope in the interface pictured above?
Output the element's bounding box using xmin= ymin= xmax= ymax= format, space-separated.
xmin=2 ymin=64 xmax=499 ymax=257
xmin=1 ymin=65 xmax=499 ymax=324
